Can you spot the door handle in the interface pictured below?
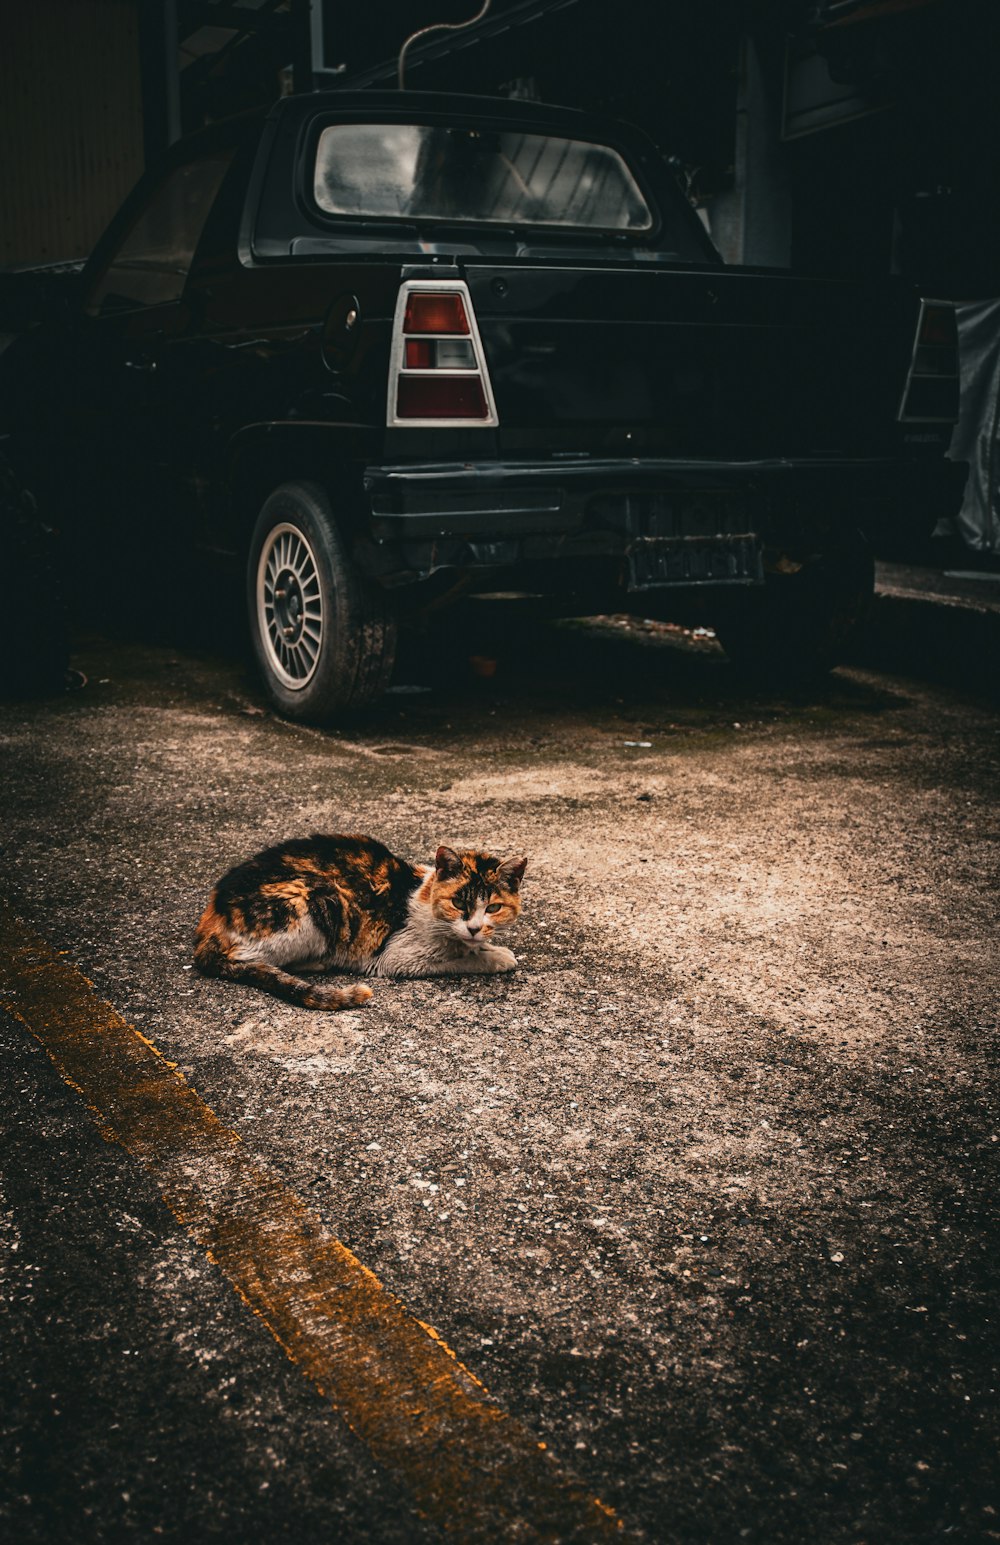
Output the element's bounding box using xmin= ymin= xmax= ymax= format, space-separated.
xmin=125 ymin=356 xmax=158 ymax=373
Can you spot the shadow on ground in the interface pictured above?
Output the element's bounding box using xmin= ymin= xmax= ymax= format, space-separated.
xmin=41 ymin=578 xmax=918 ymax=737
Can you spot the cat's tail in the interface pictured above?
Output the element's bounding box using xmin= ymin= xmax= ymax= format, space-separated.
xmin=193 ymin=903 xmax=372 ymax=1011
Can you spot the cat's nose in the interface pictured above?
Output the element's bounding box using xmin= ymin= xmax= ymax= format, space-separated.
xmin=467 ymin=924 xmax=481 ymax=937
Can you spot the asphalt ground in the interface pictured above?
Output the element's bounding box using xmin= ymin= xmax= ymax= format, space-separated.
xmin=1 ymin=609 xmax=998 ymax=1543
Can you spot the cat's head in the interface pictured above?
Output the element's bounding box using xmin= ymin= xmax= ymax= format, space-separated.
xmin=429 ymin=846 xmax=527 ymax=945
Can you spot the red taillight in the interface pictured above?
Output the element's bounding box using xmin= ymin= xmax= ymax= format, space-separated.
xmin=898 ymin=298 xmax=960 ymax=425
xmin=396 ymin=376 xmax=489 ymax=419
xmin=389 ymin=280 xmax=498 ymax=427
xmin=403 ymin=292 xmax=470 ymax=335
xmin=918 ymin=303 xmax=957 ymax=348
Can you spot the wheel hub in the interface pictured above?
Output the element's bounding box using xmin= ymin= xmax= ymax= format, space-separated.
xmin=273 ymin=568 xmax=305 ymax=644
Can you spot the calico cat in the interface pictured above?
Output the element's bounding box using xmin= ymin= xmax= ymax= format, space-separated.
xmin=194 ymin=834 xmax=527 ymax=1010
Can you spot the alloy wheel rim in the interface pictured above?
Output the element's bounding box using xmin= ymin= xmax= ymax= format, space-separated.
xmin=256 ymin=522 xmax=324 ymax=689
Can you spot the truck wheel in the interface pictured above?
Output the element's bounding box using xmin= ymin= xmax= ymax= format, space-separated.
xmin=0 ymin=455 xmax=70 ymax=698
xmin=247 ymin=481 xmax=396 ymax=721
xmin=715 ymin=540 xmax=874 ymax=685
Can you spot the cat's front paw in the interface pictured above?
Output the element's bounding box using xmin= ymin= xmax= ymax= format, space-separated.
xmin=482 ymin=945 xmax=517 ymax=973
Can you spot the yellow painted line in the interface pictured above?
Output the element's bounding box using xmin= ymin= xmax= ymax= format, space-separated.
xmin=0 ymin=909 xmax=624 ymax=1542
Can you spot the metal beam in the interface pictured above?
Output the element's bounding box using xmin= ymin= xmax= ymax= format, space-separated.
xmin=178 ymin=1 xmax=287 ymax=39
xmin=288 ymin=0 xmax=316 ymax=90
xmin=179 ymin=0 xmax=289 ymax=89
xmin=138 ymin=0 xmax=182 ymax=163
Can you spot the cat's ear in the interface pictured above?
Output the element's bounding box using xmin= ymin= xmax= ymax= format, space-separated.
xmin=497 ymin=855 xmax=527 ymax=892
xmin=435 ymin=845 xmax=463 ymax=879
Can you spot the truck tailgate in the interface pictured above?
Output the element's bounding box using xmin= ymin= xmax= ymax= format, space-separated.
xmin=463 ymin=263 xmax=916 ymax=459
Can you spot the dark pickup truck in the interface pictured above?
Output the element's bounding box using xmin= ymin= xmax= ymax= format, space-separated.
xmin=0 ymin=89 xmax=966 ymax=717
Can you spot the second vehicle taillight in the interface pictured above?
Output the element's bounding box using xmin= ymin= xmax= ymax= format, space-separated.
xmin=387 ymin=280 xmax=499 ymax=427
xmin=898 ymin=299 xmax=960 ymax=423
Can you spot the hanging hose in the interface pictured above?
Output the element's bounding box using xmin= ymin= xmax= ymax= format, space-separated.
xmin=398 ymin=0 xmax=492 ymax=90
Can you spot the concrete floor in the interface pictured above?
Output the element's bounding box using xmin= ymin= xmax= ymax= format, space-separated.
xmin=1 ymin=615 xmax=998 ymax=1543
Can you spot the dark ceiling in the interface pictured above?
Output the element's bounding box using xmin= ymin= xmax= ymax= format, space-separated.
xmin=176 ymin=0 xmax=746 ymax=170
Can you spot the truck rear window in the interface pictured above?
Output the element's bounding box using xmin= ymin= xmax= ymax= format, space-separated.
xmin=313 ymin=123 xmax=653 ymax=233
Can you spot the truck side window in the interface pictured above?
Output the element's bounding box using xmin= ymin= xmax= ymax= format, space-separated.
xmin=87 ymin=152 xmax=232 ymax=315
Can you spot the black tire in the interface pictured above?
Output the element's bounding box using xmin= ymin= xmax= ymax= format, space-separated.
xmin=0 ymin=455 xmax=70 ymax=698
xmin=246 ymin=480 xmax=396 ymax=721
xmin=715 ymin=539 xmax=875 ymax=685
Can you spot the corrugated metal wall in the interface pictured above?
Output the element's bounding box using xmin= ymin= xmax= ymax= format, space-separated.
xmin=0 ymin=0 xmax=144 ymax=266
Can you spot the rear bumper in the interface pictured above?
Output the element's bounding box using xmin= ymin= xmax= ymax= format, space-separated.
xmin=360 ymin=455 xmax=969 ymax=590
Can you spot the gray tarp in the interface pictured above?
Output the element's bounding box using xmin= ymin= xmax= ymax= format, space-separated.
xmin=947 ymin=298 xmax=1000 ymax=556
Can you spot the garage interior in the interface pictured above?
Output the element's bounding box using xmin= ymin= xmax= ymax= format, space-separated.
xmin=1 ymin=0 xmax=996 ymax=291
xmin=2 ymin=0 xmax=999 ymax=555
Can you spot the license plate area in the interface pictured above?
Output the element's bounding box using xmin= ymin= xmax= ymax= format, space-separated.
xmin=628 ymin=533 xmax=763 ymax=588
xmin=587 ymin=490 xmax=764 ymax=589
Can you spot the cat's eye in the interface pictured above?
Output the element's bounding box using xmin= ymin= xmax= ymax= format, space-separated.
xmin=485 ymin=902 xmax=502 ymax=913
